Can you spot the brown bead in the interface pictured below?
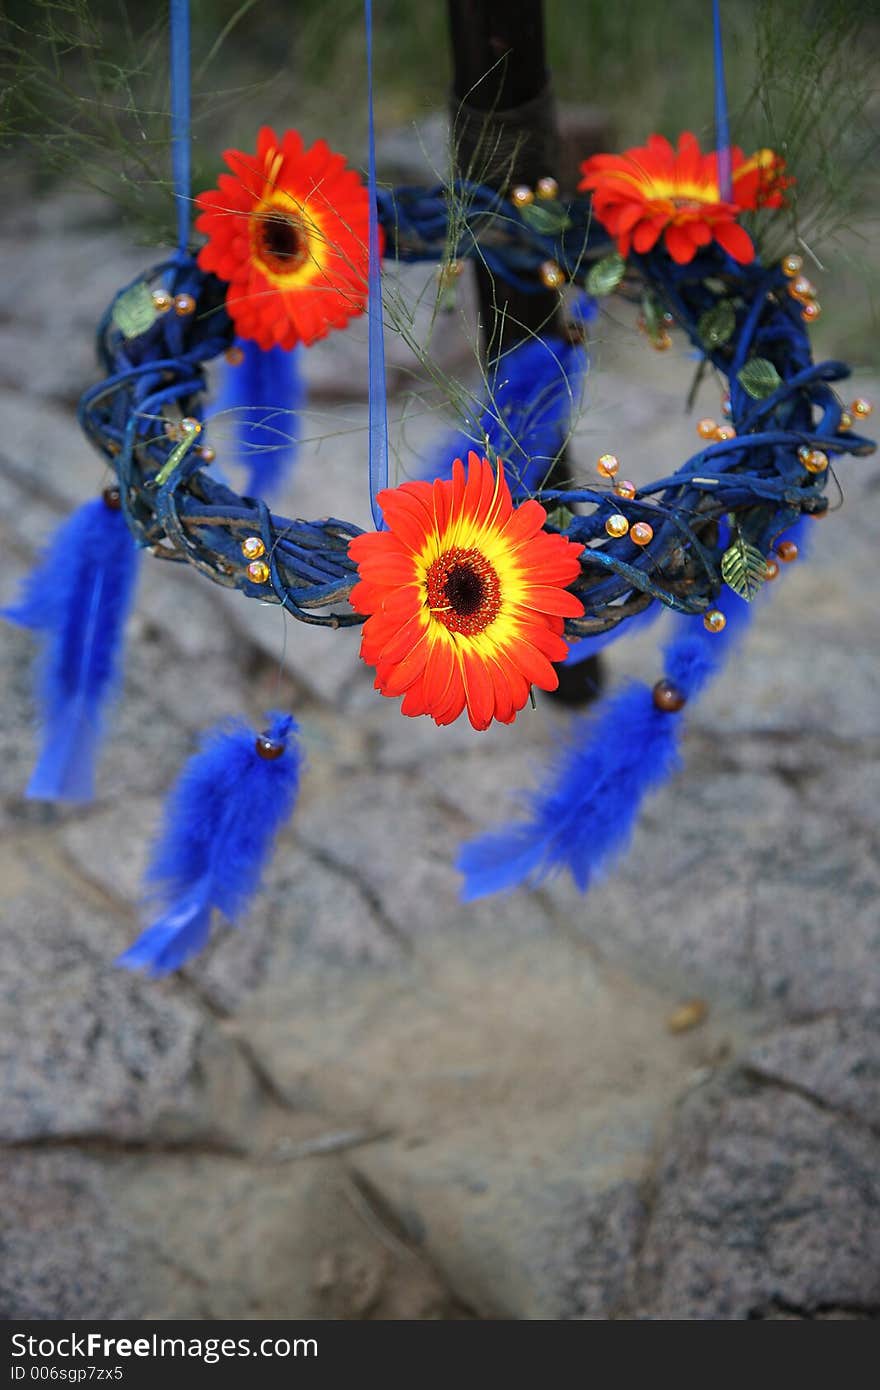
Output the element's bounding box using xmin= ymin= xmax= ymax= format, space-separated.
xmin=801 ymin=300 xmax=821 ymax=322
xmin=255 ymin=735 xmax=285 ymax=761
xmin=839 ymin=410 xmax=853 ymax=432
xmin=198 ymin=445 xmax=216 ymax=463
xmin=764 ymin=557 xmax=780 ymax=581
xmin=173 ymin=292 xmax=196 ymax=317
xmin=776 ymin=539 xmax=799 ymax=563
xmin=652 ymin=678 xmax=687 ymax=713
xmin=225 ymin=344 xmax=245 ymax=365
xmin=703 ymin=609 xmax=727 ymax=633
xmin=781 ymin=253 xmax=802 ymax=277
xmin=630 ymin=521 xmax=654 ymax=546
xmin=102 ymin=485 xmax=122 ymax=511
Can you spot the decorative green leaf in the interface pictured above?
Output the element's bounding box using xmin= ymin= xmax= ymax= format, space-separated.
xmin=698 ymin=300 xmax=736 ymax=350
xmin=112 ymin=282 xmax=157 ymax=340
xmin=519 ymin=201 xmax=572 ymax=235
xmin=721 ymin=536 xmax=767 ymax=601
xmin=545 ymin=504 xmax=575 ymax=532
xmin=737 ymin=357 xmax=782 ymax=400
xmin=586 ymin=253 xmax=626 ymax=297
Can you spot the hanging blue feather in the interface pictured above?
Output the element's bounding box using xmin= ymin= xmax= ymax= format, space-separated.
xmin=214 ymin=337 xmax=304 ymax=498
xmin=459 ymin=587 xmax=753 ymax=900
xmin=3 ymin=496 xmax=140 ymax=803
xmin=424 ymin=334 xmax=587 ymax=493
xmin=117 ymin=711 xmax=301 ymax=975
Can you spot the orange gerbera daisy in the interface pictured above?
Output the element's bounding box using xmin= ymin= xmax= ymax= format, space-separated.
xmin=349 ymin=453 xmax=585 ymax=731
xmin=580 ymin=132 xmax=790 ymax=265
xmin=195 ymin=126 xmax=374 ymax=351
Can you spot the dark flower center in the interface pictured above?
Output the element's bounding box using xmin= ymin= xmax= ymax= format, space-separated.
xmin=444 ymin=563 xmax=485 ymax=616
xmin=256 ymin=212 xmax=306 ymax=273
xmin=426 ymin=546 xmax=501 ymax=636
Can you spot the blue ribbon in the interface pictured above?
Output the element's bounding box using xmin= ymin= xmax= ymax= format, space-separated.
xmin=712 ymin=0 xmax=732 ymax=201
xmin=170 ymin=0 xmax=192 ymax=254
xmin=365 ymin=0 xmax=389 ymax=528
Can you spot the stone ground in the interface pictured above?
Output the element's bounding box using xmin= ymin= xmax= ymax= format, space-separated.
xmin=1 ymin=182 xmax=879 ymax=1321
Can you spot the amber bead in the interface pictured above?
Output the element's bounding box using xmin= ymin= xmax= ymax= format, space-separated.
xmin=803 ymin=448 xmax=828 ymax=474
xmin=613 ymin=479 xmax=637 ymax=499
xmin=539 ymin=260 xmax=565 ymax=290
xmin=715 ymin=425 xmax=737 ymax=441
xmin=776 ymin=540 xmax=798 ymax=563
xmin=630 ymin=521 xmax=653 ymax=546
xmin=173 ymin=292 xmax=196 ymax=316
xmin=597 ymin=452 xmax=620 ymax=478
xmin=511 ymin=185 xmax=534 ymax=208
xmin=225 ymin=345 xmax=245 ymax=365
xmin=790 ymin=274 xmax=815 ymax=301
xmin=151 ymin=288 xmax=173 ymax=314
xmin=241 ymin=535 xmax=266 ymax=561
xmin=198 ymin=445 xmax=216 ymax=463
xmin=781 ymin=253 xmax=802 ymax=277
xmin=605 ymin=513 xmax=629 ymax=538
xmin=852 ymin=397 xmax=873 ymax=420
xmin=703 ymin=609 xmax=726 ymax=633
xmin=246 ymin=558 xmax=270 ymax=584
xmin=839 ymin=410 xmax=853 ymax=432
xmin=179 ymin=416 xmax=201 ymax=437
xmin=652 ymin=678 xmax=687 ymax=713
xmin=102 ymin=485 xmax=121 ymax=510
xmin=653 ymin=329 xmax=672 ymax=351
xmin=255 ymin=735 xmax=285 ymax=761
xmin=697 ymin=418 xmax=717 ymax=440
xmin=764 ymin=558 xmax=780 ymax=581
xmin=801 ymin=301 xmax=821 ymax=322
xmin=535 ymin=176 xmax=559 ymax=200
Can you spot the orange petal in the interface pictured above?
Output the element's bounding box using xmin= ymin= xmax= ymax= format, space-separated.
xmin=460 ymin=646 xmax=496 ymax=731
xmin=516 ymin=585 xmax=585 ymax=617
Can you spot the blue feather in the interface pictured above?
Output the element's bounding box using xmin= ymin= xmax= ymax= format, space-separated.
xmin=458 ymin=683 xmax=681 ymax=899
xmin=425 ymin=335 xmax=587 ymax=492
xmin=117 ymin=711 xmax=302 ymax=975
xmin=214 ymin=337 xmax=304 ymax=497
xmin=459 ymin=589 xmax=757 ymax=900
xmin=3 ymin=497 xmax=139 ymax=803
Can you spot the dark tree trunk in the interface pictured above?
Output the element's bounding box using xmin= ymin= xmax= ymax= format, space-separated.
xmin=446 ymin=0 xmax=604 ymax=704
